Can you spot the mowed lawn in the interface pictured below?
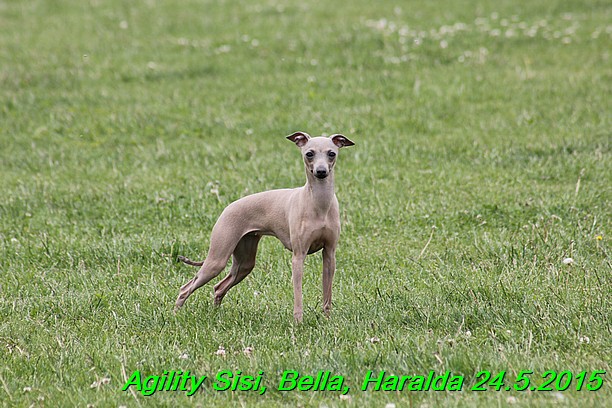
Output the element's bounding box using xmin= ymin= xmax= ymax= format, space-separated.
xmin=0 ymin=0 xmax=610 ymax=406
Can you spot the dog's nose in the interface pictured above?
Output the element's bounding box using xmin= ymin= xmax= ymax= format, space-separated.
xmin=315 ymin=169 xmax=328 ymax=179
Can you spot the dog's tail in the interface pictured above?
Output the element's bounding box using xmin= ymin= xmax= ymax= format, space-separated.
xmin=177 ymin=255 xmax=204 ymax=267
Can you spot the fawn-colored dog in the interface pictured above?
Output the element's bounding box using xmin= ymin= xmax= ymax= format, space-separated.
xmin=175 ymin=131 xmax=354 ymax=322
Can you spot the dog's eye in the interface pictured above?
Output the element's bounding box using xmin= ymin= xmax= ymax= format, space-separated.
xmin=328 ymin=151 xmax=336 ymax=158
xmin=305 ymin=151 xmax=314 ymax=158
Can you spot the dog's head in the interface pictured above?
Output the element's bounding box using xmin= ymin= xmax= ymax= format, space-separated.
xmin=287 ymin=131 xmax=354 ymax=179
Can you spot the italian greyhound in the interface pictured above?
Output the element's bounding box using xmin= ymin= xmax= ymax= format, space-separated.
xmin=174 ymin=131 xmax=354 ymax=322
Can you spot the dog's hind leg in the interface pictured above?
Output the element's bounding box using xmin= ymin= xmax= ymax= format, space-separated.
xmin=213 ymin=234 xmax=261 ymax=305
xmin=175 ymin=223 xmax=244 ymax=309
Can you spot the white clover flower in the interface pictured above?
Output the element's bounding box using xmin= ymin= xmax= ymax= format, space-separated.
xmin=552 ymin=392 xmax=565 ymax=401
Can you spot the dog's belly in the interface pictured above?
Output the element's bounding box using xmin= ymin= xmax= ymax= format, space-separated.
xmin=249 ymin=230 xmax=325 ymax=254
xmin=249 ymin=230 xmax=293 ymax=252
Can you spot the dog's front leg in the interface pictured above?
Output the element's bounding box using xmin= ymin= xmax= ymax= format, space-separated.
xmin=322 ymin=246 xmax=336 ymax=316
xmin=291 ymin=251 xmax=307 ymax=322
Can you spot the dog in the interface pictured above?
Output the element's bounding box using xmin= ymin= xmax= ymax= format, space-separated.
xmin=175 ymin=131 xmax=354 ymax=322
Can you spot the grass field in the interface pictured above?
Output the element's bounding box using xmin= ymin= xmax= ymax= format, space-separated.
xmin=1 ymin=0 xmax=610 ymax=406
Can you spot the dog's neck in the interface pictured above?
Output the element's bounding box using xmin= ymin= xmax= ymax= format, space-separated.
xmin=304 ymin=170 xmax=335 ymax=214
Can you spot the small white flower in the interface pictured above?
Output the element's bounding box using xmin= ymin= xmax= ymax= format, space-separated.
xmin=339 ymin=394 xmax=351 ymax=401
xmin=465 ymin=330 xmax=472 ymax=337
xmin=579 ymin=335 xmax=590 ymax=344
xmin=385 ymin=404 xmax=397 ymax=408
xmin=440 ymin=40 xmax=448 ymax=49
xmin=552 ymin=392 xmax=565 ymax=401
xmin=23 ymin=387 xmax=32 ymax=392
xmin=369 ymin=337 xmax=380 ymax=344
xmin=243 ymin=346 xmax=254 ymax=356
xmin=215 ymin=346 xmax=226 ymax=356
xmin=507 ymin=396 xmax=518 ymax=404
xmin=119 ymin=21 xmax=128 ymax=30
xmin=179 ymin=352 xmax=189 ymax=360
xmin=216 ymin=45 xmax=231 ymax=54
xmin=562 ymin=257 xmax=574 ymax=265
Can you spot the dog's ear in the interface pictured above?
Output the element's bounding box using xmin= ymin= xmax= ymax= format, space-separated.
xmin=330 ymin=134 xmax=355 ymax=148
xmin=286 ymin=131 xmax=311 ymax=147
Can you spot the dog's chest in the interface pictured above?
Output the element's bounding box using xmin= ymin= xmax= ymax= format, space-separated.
xmin=306 ymin=222 xmax=335 ymax=254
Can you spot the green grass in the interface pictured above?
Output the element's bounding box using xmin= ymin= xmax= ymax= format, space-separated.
xmin=1 ymin=0 xmax=610 ymax=406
